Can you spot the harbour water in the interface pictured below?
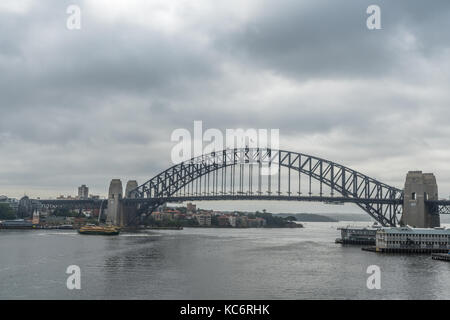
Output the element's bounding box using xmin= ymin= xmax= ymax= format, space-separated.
xmin=0 ymin=222 xmax=449 ymax=300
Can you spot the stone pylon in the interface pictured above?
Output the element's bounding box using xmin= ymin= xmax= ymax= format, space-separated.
xmin=125 ymin=180 xmax=138 ymax=198
xmin=123 ymin=180 xmax=139 ymax=226
xmin=106 ymin=179 xmax=123 ymax=226
xmin=401 ymin=171 xmax=440 ymax=228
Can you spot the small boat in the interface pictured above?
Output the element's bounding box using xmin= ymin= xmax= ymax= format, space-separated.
xmin=78 ymin=225 xmax=120 ymax=236
xmin=58 ymin=224 xmax=74 ymax=230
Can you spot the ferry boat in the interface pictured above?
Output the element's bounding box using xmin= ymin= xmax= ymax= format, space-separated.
xmin=78 ymin=225 xmax=120 ymax=236
xmin=58 ymin=224 xmax=74 ymax=230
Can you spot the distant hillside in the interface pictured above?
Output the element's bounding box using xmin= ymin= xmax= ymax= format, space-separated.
xmin=275 ymin=213 xmax=338 ymax=222
xmin=321 ymin=213 xmax=373 ymax=222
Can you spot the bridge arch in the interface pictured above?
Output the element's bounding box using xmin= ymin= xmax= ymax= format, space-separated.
xmin=129 ymin=148 xmax=403 ymax=226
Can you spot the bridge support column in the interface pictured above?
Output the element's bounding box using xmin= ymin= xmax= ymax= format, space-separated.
xmin=106 ymin=179 xmax=123 ymax=226
xmin=401 ymin=171 xmax=440 ymax=228
xmin=122 ymin=180 xmax=139 ymax=226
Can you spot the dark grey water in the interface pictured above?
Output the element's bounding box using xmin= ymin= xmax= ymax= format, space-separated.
xmin=0 ymin=222 xmax=449 ymax=300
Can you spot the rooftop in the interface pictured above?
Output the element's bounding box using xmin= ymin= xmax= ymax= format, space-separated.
xmin=380 ymin=227 xmax=450 ymax=234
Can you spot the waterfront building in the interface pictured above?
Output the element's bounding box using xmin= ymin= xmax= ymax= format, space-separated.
xmin=247 ymin=218 xmax=257 ymax=228
xmin=163 ymin=209 xmax=181 ymax=220
xmin=78 ymin=185 xmax=89 ymax=199
xmin=336 ymin=225 xmax=380 ymax=245
xmin=237 ymin=215 xmax=248 ymax=227
xmin=197 ymin=209 xmax=213 ymax=215
xmin=45 ymin=216 xmax=69 ymax=225
xmin=257 ymin=217 xmax=266 ymax=227
xmin=217 ymin=215 xmax=229 ymax=226
xmin=375 ymin=226 xmax=450 ymax=253
xmin=32 ymin=211 xmax=40 ymax=225
xmin=176 ymin=213 xmax=186 ymax=220
xmin=247 ymin=218 xmax=266 ymax=228
xmin=18 ymin=196 xmax=41 ymax=218
xmin=195 ymin=214 xmax=211 ymax=226
xmin=186 ymin=203 xmax=196 ymax=213
xmin=151 ymin=211 xmax=162 ymax=221
xmin=0 ymin=219 xmax=34 ymax=229
xmin=228 ymin=216 xmax=237 ymax=227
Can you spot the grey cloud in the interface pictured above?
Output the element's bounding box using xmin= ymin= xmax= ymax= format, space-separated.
xmin=1 ymin=0 xmax=450 ymax=201
xmin=215 ymin=0 xmax=450 ymax=80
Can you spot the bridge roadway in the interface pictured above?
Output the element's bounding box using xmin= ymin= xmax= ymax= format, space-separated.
xmin=36 ymin=196 xmax=450 ymax=212
xmin=123 ymin=195 xmax=404 ymax=205
xmin=124 ymin=195 xmax=450 ymax=216
xmin=36 ymin=195 xmax=403 ymax=209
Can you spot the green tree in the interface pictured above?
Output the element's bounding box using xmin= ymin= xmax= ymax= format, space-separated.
xmin=52 ymin=208 xmax=76 ymax=217
xmin=0 ymin=204 xmax=16 ymax=220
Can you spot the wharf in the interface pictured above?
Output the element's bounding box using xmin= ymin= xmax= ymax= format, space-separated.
xmin=336 ymin=238 xmax=375 ymax=245
xmin=432 ymin=253 xmax=450 ymax=261
xmin=362 ymin=246 xmax=449 ymax=254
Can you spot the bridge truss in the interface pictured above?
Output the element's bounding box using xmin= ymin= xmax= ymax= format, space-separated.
xmin=427 ymin=200 xmax=450 ymax=215
xmin=129 ymin=148 xmax=404 ymax=226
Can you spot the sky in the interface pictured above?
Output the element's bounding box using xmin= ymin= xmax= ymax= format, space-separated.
xmin=1 ymin=0 xmax=450 ymax=214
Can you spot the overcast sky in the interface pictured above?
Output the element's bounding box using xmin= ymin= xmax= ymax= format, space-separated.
xmin=1 ymin=0 xmax=450 ymax=214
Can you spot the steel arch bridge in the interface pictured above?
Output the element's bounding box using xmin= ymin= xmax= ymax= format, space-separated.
xmin=127 ymin=148 xmax=404 ymax=226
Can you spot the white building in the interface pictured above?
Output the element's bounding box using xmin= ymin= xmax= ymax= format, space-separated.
xmin=228 ymin=216 xmax=237 ymax=227
xmin=195 ymin=214 xmax=211 ymax=226
xmin=376 ymin=226 xmax=450 ymax=253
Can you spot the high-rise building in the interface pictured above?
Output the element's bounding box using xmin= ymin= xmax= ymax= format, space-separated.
xmin=78 ymin=185 xmax=89 ymax=199
xmin=17 ymin=196 xmax=41 ymax=218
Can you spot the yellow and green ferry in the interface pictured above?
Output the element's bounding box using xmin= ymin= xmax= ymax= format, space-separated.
xmin=78 ymin=225 xmax=120 ymax=236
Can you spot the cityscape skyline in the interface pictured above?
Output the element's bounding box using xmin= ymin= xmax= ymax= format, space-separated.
xmin=0 ymin=1 xmax=450 ymax=202
xmin=2 ymin=1 xmax=450 ymax=204
xmin=1 ymin=0 xmax=450 ymax=304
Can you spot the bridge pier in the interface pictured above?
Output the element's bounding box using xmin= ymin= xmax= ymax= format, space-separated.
xmin=122 ymin=180 xmax=139 ymax=226
xmin=401 ymin=171 xmax=440 ymax=228
xmin=106 ymin=179 xmax=139 ymax=227
xmin=106 ymin=179 xmax=123 ymax=226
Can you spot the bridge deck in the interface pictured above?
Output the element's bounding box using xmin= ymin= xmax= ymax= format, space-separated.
xmin=124 ymin=195 xmax=403 ymax=205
